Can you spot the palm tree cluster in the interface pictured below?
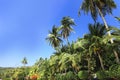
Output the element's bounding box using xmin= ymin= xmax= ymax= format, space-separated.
xmin=46 ymin=16 xmax=75 ymax=50
xmin=31 ymin=22 xmax=120 ymax=80
xmin=43 ymin=0 xmax=120 ymax=79
xmin=80 ymin=0 xmax=119 ymax=64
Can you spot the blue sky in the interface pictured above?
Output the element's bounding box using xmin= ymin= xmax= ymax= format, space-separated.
xmin=0 ymin=0 xmax=120 ymax=67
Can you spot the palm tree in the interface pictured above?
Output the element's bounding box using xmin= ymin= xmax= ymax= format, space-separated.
xmin=80 ymin=0 xmax=116 ymax=22
xmin=87 ymin=23 xmax=106 ymax=37
xmin=57 ymin=42 xmax=76 ymax=55
xmin=21 ymin=57 xmax=28 ymax=79
xmin=46 ymin=25 xmax=62 ymax=50
xmin=60 ymin=16 xmax=75 ymax=43
xmin=80 ymin=0 xmax=119 ymax=63
xmin=84 ymin=23 xmax=107 ymax=70
xmin=22 ymin=57 xmax=27 ymax=67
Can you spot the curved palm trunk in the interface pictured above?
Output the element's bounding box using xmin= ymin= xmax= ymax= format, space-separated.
xmin=98 ymin=7 xmax=120 ymax=64
xmin=97 ymin=51 xmax=105 ymax=70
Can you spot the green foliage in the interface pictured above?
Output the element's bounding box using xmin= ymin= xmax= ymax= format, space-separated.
xmin=1 ymin=25 xmax=120 ymax=80
xmin=1 ymin=1 xmax=120 ymax=80
xmin=108 ymin=64 xmax=120 ymax=78
xmin=96 ymin=70 xmax=108 ymax=79
xmin=78 ymin=70 xmax=89 ymax=79
xmin=0 ymin=67 xmax=15 ymax=80
xmin=65 ymin=71 xmax=78 ymax=80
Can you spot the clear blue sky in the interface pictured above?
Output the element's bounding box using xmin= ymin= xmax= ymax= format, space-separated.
xmin=0 ymin=0 xmax=120 ymax=67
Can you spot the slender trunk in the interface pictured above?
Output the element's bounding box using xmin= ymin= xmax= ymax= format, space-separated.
xmin=66 ymin=38 xmax=70 ymax=45
xmin=88 ymin=57 xmax=90 ymax=72
xmin=87 ymin=57 xmax=92 ymax=80
xmin=98 ymin=7 xmax=120 ymax=64
xmin=97 ymin=52 xmax=105 ymax=70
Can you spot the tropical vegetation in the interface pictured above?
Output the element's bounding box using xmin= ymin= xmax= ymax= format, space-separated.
xmin=0 ymin=0 xmax=120 ymax=80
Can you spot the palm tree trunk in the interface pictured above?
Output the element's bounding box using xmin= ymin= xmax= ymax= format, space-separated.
xmin=97 ymin=7 xmax=120 ymax=64
xmin=88 ymin=57 xmax=90 ymax=72
xmin=87 ymin=57 xmax=92 ymax=80
xmin=66 ymin=38 xmax=70 ymax=45
xmin=97 ymin=52 xmax=105 ymax=70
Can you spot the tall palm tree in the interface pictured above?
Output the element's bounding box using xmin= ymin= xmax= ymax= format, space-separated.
xmin=80 ymin=0 xmax=116 ymax=22
xmin=46 ymin=25 xmax=62 ymax=49
xmin=85 ymin=23 xmax=107 ymax=70
xmin=60 ymin=16 xmax=75 ymax=43
xmin=80 ymin=0 xmax=119 ymax=63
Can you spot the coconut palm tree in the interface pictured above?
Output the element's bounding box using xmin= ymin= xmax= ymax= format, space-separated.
xmin=57 ymin=42 xmax=77 ymax=55
xmin=21 ymin=57 xmax=28 ymax=79
xmin=80 ymin=0 xmax=119 ymax=64
xmin=22 ymin=57 xmax=27 ymax=67
xmin=60 ymin=16 xmax=75 ymax=43
xmin=83 ymin=23 xmax=107 ymax=70
xmin=87 ymin=23 xmax=106 ymax=37
xmin=80 ymin=0 xmax=116 ymax=22
xmin=46 ymin=25 xmax=62 ymax=50
xmin=88 ymin=23 xmax=108 ymax=70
